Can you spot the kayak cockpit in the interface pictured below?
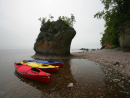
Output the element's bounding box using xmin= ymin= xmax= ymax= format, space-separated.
xmin=17 ymin=63 xmax=22 ymax=65
xmin=48 ymin=61 xmax=54 ymax=62
xmin=31 ymin=68 xmax=40 ymax=73
xmin=42 ymin=64 xmax=49 ymax=66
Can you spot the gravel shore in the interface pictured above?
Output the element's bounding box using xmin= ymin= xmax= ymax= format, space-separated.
xmin=32 ymin=49 xmax=130 ymax=77
xmin=71 ymin=49 xmax=130 ymax=77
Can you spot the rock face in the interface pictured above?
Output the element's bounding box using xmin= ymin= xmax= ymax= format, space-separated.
xmin=100 ymin=43 xmax=112 ymax=49
xmin=119 ymin=19 xmax=130 ymax=52
xmin=34 ymin=19 xmax=76 ymax=56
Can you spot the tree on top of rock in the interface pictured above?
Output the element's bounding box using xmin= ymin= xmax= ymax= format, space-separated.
xmin=38 ymin=14 xmax=76 ymax=28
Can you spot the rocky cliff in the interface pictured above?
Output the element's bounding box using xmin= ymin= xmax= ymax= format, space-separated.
xmin=119 ymin=19 xmax=130 ymax=52
xmin=34 ymin=19 xmax=76 ymax=56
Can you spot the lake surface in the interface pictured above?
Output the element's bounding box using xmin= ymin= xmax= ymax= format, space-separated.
xmin=0 ymin=50 xmax=130 ymax=98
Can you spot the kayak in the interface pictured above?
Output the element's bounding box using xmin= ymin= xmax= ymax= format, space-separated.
xmin=20 ymin=61 xmax=59 ymax=73
xmin=14 ymin=63 xmax=51 ymax=83
xmin=23 ymin=60 xmax=64 ymax=67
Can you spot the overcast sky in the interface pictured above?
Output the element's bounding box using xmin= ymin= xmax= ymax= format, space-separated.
xmin=0 ymin=0 xmax=105 ymax=50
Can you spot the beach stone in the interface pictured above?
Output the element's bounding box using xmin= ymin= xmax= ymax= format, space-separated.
xmin=113 ymin=62 xmax=120 ymax=65
xmin=67 ymin=83 xmax=74 ymax=87
xmin=51 ymin=88 xmax=56 ymax=92
xmin=120 ymin=65 xmax=123 ymax=68
xmin=34 ymin=19 xmax=76 ymax=56
xmin=65 ymin=77 xmax=69 ymax=79
xmin=113 ymin=79 xmax=120 ymax=82
xmin=122 ymin=77 xmax=125 ymax=79
xmin=116 ymin=64 xmax=119 ymax=67
xmin=119 ymin=19 xmax=130 ymax=52
xmin=108 ymin=68 xmax=112 ymax=71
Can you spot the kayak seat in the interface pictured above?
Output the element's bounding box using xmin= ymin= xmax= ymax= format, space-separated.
xmin=48 ymin=61 xmax=53 ymax=62
xmin=42 ymin=64 xmax=49 ymax=66
xmin=31 ymin=68 xmax=40 ymax=73
xmin=17 ymin=63 xmax=22 ymax=65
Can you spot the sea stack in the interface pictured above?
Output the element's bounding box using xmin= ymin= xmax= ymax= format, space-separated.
xmin=34 ymin=19 xmax=76 ymax=56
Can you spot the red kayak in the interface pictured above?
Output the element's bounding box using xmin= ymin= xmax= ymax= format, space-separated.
xmin=14 ymin=63 xmax=51 ymax=83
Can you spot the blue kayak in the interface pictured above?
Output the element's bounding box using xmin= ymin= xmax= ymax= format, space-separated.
xmin=23 ymin=60 xmax=64 ymax=67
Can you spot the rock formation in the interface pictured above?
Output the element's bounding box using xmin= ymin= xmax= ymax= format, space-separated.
xmin=34 ymin=19 xmax=76 ymax=55
xmin=100 ymin=43 xmax=112 ymax=49
xmin=119 ymin=19 xmax=130 ymax=52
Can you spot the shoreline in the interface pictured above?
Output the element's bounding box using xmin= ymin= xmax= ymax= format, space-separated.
xmin=32 ymin=49 xmax=130 ymax=77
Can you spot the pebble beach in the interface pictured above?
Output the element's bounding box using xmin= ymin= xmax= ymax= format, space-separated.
xmin=71 ymin=49 xmax=130 ymax=77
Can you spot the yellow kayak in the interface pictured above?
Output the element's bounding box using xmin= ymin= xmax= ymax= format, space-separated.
xmin=19 ymin=61 xmax=59 ymax=73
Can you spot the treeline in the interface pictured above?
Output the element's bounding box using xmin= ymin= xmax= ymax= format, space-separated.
xmin=94 ymin=0 xmax=130 ymax=47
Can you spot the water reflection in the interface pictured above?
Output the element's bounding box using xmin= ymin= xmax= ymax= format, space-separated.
xmin=70 ymin=59 xmax=105 ymax=84
xmin=70 ymin=59 xmax=130 ymax=97
xmin=69 ymin=59 xmax=106 ymax=97
xmin=13 ymin=59 xmax=130 ymax=98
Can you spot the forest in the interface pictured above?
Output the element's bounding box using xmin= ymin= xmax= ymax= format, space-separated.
xmin=94 ymin=0 xmax=130 ymax=47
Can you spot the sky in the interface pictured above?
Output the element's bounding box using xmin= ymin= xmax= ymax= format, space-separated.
xmin=0 ymin=0 xmax=105 ymax=50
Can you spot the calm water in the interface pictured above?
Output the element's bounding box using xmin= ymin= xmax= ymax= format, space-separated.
xmin=0 ymin=50 xmax=130 ymax=98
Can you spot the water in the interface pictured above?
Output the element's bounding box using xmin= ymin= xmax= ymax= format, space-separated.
xmin=70 ymin=49 xmax=85 ymax=53
xmin=0 ymin=50 xmax=130 ymax=98
xmin=70 ymin=49 xmax=92 ymax=53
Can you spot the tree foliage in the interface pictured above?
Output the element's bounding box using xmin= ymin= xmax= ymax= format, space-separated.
xmin=39 ymin=14 xmax=76 ymax=28
xmin=94 ymin=0 xmax=130 ymax=46
xmin=58 ymin=14 xmax=76 ymax=28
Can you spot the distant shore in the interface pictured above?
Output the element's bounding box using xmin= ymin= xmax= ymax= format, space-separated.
xmin=32 ymin=49 xmax=130 ymax=77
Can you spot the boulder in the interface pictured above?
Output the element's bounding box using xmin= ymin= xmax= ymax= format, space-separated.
xmin=119 ymin=19 xmax=130 ymax=52
xmin=67 ymin=83 xmax=74 ymax=87
xmin=34 ymin=19 xmax=76 ymax=56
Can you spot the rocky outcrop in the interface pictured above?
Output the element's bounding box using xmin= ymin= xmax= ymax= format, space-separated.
xmin=119 ymin=19 xmax=130 ymax=52
xmin=100 ymin=43 xmax=112 ymax=49
xmin=34 ymin=19 xmax=76 ymax=56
